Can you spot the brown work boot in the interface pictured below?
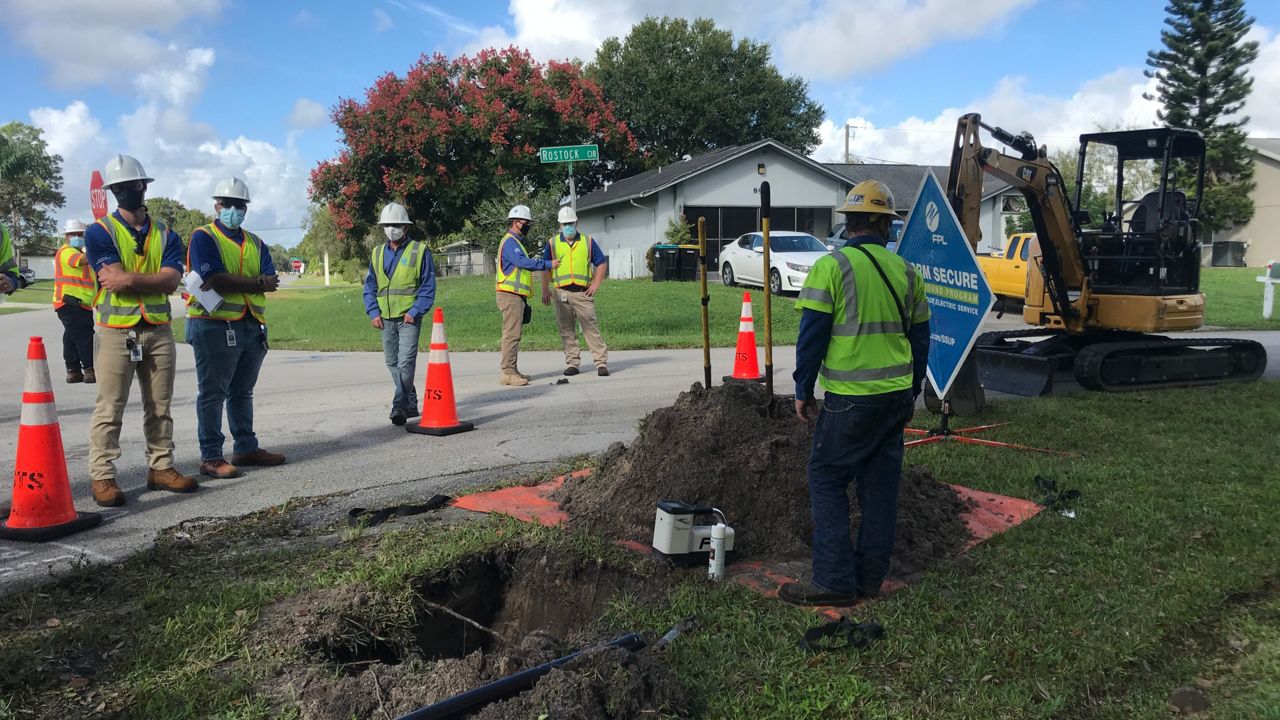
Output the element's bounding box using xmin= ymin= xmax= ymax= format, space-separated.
xmin=146 ymin=467 xmax=198 ymax=494
xmin=66 ymin=369 xmax=83 ymax=384
xmin=199 ymin=459 xmax=242 ymax=479
xmin=500 ymin=372 xmax=529 ymax=386
xmin=92 ymin=478 xmax=125 ymax=507
xmin=82 ymin=368 xmax=96 ymax=384
xmin=515 ymin=370 xmax=531 ymax=381
xmin=231 ymin=448 xmax=286 ymax=466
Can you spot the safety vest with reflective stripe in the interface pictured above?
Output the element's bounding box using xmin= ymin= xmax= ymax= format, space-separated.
xmin=92 ymin=215 xmax=172 ymax=328
xmin=495 ymin=233 xmax=533 ymax=297
xmin=371 ymin=240 xmax=427 ymax=318
xmin=795 ymin=243 xmax=929 ymax=396
xmin=548 ymin=233 xmax=594 ymax=288
xmin=187 ymin=223 xmax=267 ymax=322
xmin=0 ymin=222 xmax=15 ymax=280
xmin=53 ymin=244 xmax=95 ymax=309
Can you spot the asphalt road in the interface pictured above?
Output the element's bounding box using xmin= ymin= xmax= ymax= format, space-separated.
xmin=1 ymin=298 xmax=1276 ymax=593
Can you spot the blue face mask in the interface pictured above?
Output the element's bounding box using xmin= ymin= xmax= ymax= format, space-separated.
xmin=561 ymin=225 xmax=576 ymax=238
xmin=69 ymin=236 xmax=85 ymax=249
xmin=219 ymin=207 xmax=246 ymax=230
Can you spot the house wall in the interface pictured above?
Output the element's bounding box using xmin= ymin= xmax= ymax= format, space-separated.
xmin=1223 ymin=154 xmax=1280 ymax=266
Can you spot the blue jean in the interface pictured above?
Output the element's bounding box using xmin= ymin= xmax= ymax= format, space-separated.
xmin=381 ymin=318 xmax=421 ymax=413
xmin=808 ymin=389 xmax=915 ymax=596
xmin=189 ymin=317 xmax=268 ymax=462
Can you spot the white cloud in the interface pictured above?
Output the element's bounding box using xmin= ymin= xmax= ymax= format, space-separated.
xmin=29 ymin=101 xmax=104 ymax=161
xmin=776 ymin=0 xmax=1036 ymax=81
xmin=388 ymin=0 xmax=482 ymax=35
xmin=133 ymin=46 xmax=216 ymax=106
xmin=287 ymin=98 xmax=329 ymax=130
xmin=1244 ymin=26 xmax=1280 ymax=137
xmin=373 ymin=8 xmax=394 ymax=32
xmin=2 ymin=0 xmax=223 ymax=86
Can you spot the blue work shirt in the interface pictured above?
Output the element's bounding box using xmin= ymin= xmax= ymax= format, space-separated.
xmin=188 ymin=220 xmax=277 ymax=280
xmin=84 ymin=210 xmax=185 ymax=276
xmin=499 ymin=230 xmax=553 ymax=275
xmin=362 ymin=239 xmax=437 ymax=320
xmin=541 ymin=232 xmax=609 ymax=269
xmin=792 ymin=236 xmax=930 ymax=401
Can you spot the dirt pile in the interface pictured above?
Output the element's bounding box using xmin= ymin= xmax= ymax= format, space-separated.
xmin=557 ymin=382 xmax=973 ymax=575
xmin=256 ymin=546 xmax=690 ymax=719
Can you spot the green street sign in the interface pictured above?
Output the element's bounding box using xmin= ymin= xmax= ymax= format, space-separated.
xmin=539 ymin=144 xmax=599 ymax=164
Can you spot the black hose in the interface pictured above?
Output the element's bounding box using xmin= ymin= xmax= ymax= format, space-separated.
xmin=394 ymin=632 xmax=647 ymax=720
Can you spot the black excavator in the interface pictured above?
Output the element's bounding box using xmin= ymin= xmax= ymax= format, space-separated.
xmin=942 ymin=113 xmax=1266 ymax=398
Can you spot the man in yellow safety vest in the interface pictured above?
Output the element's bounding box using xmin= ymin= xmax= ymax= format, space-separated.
xmin=495 ymin=204 xmax=557 ymax=386
xmin=83 ymin=154 xmax=197 ymax=506
xmin=781 ymin=180 xmax=931 ymax=607
xmin=53 ymin=219 xmax=97 ymax=384
xmin=186 ymin=177 xmax=286 ymax=479
xmin=540 ymin=206 xmax=609 ymax=376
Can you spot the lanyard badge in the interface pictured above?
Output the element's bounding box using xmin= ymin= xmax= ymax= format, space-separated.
xmin=226 ymin=327 xmax=237 ymax=347
xmin=126 ymin=330 xmax=142 ymax=362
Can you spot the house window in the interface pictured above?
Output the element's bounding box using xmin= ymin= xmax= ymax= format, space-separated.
xmin=796 ymin=208 xmax=828 ymax=235
xmin=721 ymin=207 xmax=758 ymax=238
xmin=1001 ymin=195 xmax=1028 ymax=213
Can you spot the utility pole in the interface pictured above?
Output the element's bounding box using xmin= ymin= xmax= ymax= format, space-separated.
xmin=844 ymin=123 xmax=855 ymax=164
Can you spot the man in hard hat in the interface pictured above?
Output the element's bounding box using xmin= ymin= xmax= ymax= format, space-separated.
xmin=82 ymin=154 xmax=197 ymax=506
xmin=781 ymin=180 xmax=931 ymax=607
xmin=540 ymin=206 xmax=609 ymax=376
xmin=363 ymin=202 xmax=436 ymax=425
xmin=495 ymin=205 xmax=557 ymax=386
xmin=0 ymin=220 xmax=18 ymax=295
xmin=53 ymin=219 xmax=96 ymax=384
xmin=185 ymin=177 xmax=286 ymax=478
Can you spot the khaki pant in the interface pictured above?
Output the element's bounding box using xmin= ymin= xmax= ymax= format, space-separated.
xmin=89 ymin=324 xmax=177 ymax=480
xmin=552 ymin=289 xmax=608 ymax=369
xmin=496 ymin=291 xmax=526 ymax=373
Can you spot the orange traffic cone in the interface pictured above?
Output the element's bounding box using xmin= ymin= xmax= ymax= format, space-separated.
xmin=723 ymin=291 xmax=764 ymax=383
xmin=0 ymin=338 xmax=101 ymax=541
xmin=408 ymin=308 xmax=475 ymax=436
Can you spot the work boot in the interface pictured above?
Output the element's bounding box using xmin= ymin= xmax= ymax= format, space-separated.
xmin=146 ymin=467 xmax=198 ymax=494
xmin=92 ymin=478 xmax=125 ymax=507
xmin=597 ymin=367 xmax=610 ymax=377
xmin=66 ymin=369 xmax=83 ymax=384
xmin=199 ymin=459 xmax=242 ymax=479
xmin=82 ymin=368 xmax=96 ymax=384
xmin=232 ymin=448 xmax=286 ymax=466
xmin=390 ymin=407 xmax=408 ymax=426
xmin=563 ymin=366 xmax=579 ymax=376
xmin=779 ymin=581 xmax=859 ymax=607
xmin=500 ymin=372 xmax=529 ymax=386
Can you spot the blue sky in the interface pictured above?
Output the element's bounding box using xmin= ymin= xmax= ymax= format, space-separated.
xmin=5 ymin=0 xmax=1280 ymax=248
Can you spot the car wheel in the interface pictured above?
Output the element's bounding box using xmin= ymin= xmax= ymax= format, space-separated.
xmin=769 ymin=268 xmax=782 ymax=295
xmin=722 ymin=262 xmax=735 ymax=286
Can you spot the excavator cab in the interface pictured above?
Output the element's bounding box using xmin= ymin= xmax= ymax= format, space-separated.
xmin=1074 ymin=128 xmax=1206 ymax=297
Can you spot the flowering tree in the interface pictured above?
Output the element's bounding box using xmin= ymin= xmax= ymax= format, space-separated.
xmin=310 ymin=48 xmax=638 ymax=244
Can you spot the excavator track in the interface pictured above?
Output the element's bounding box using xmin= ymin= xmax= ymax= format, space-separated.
xmin=1074 ymin=337 xmax=1267 ymax=392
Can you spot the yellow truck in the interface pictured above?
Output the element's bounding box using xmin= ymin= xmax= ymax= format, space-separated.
xmin=976 ymin=232 xmax=1038 ymax=301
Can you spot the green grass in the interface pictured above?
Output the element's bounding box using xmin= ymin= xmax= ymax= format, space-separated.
xmin=1200 ymin=267 xmax=1280 ymax=330
xmin=7 ymin=282 xmax=52 ymax=303
xmin=0 ymin=306 xmax=36 ymax=315
xmin=258 ymin=274 xmax=798 ymax=352
xmin=1 ymin=382 xmax=1277 ymax=718
xmin=284 ymin=274 xmax=358 ymax=289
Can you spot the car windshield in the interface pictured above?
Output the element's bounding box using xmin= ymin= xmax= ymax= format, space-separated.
xmin=763 ymin=235 xmax=827 ymax=253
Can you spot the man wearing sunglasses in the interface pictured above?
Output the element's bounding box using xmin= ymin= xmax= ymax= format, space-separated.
xmin=83 ymin=155 xmax=197 ymax=506
xmin=185 ymin=177 xmax=285 ymax=478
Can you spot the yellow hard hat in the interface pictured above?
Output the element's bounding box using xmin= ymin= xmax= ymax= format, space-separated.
xmin=836 ymin=180 xmax=897 ymax=216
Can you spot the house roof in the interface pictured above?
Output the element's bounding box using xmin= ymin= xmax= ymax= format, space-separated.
xmin=576 ymin=139 xmax=852 ymax=211
xmin=1247 ymin=138 xmax=1280 ymax=163
xmin=824 ymin=163 xmax=1013 ymax=208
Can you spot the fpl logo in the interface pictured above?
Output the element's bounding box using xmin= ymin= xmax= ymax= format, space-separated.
xmin=925 ymin=201 xmax=946 ymax=244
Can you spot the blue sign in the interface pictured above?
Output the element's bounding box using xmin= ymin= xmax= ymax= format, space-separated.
xmin=895 ymin=171 xmax=994 ymax=398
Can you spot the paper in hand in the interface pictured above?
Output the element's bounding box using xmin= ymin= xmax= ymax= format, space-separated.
xmin=183 ymin=271 xmax=224 ymax=313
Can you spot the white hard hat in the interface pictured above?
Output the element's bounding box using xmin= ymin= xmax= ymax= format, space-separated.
xmin=508 ymin=205 xmax=533 ymax=221
xmin=557 ymin=206 xmax=578 ymax=223
xmin=212 ymin=176 xmax=251 ymax=202
xmin=102 ymin=154 xmax=154 ymax=187
xmin=378 ymin=202 xmax=411 ymax=225
xmin=63 ymin=219 xmax=87 ymax=234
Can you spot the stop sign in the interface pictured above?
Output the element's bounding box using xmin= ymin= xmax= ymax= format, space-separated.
xmin=90 ymin=171 xmax=107 ymax=219
xmin=291 ymin=260 xmax=303 ymax=271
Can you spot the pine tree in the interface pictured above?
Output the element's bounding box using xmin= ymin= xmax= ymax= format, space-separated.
xmin=1146 ymin=0 xmax=1259 ymax=236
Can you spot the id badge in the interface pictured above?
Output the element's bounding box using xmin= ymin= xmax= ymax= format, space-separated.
xmin=127 ymin=331 xmax=142 ymax=362
xmin=560 ymin=292 xmax=568 ymax=303
xmin=226 ymin=328 xmax=237 ymax=347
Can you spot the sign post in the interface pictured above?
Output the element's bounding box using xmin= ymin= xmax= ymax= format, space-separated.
xmin=539 ymin=144 xmax=599 ymax=212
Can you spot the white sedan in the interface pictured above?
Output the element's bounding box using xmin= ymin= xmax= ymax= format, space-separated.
xmin=720 ymin=231 xmax=831 ymax=295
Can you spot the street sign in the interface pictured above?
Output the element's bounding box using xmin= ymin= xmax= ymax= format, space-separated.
xmin=90 ymin=171 xmax=107 ymax=220
xmin=539 ymin=144 xmax=599 ymax=164
xmin=895 ymin=170 xmax=995 ymax=398
xmin=291 ymin=259 xmax=303 ymax=271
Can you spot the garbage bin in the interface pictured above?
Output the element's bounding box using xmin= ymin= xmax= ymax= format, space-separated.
xmin=651 ymin=244 xmax=679 ymax=282
xmin=677 ymin=245 xmax=700 ymax=281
